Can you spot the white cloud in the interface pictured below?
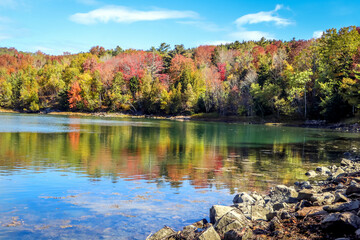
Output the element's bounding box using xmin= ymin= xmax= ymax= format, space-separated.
xmin=313 ymin=30 xmax=323 ymax=38
xmin=235 ymin=4 xmax=292 ymax=27
xmin=229 ymin=31 xmax=274 ymax=41
xmin=70 ymin=6 xmax=198 ymax=24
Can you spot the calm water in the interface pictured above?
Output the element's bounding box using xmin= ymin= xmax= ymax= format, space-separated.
xmin=0 ymin=113 xmax=359 ymax=239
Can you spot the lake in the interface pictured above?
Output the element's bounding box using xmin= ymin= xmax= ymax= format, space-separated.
xmin=0 ymin=113 xmax=359 ymax=239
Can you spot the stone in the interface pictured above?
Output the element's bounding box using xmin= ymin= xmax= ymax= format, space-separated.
xmin=210 ymin=205 xmax=235 ymax=224
xmin=147 ymin=226 xmax=175 ymax=240
xmin=297 ymin=189 xmax=314 ymax=201
xmin=268 ymin=216 xmax=283 ymax=232
xmin=316 ymin=166 xmax=331 ymax=175
xmin=273 ymin=202 xmax=288 ymax=211
xmin=355 ymin=228 xmax=360 ymax=239
xmin=279 ymin=210 xmax=291 ymax=220
xmin=191 ymin=219 xmax=208 ymax=229
xmin=224 ymin=227 xmax=253 ymax=240
xmin=332 ymin=168 xmax=345 ymax=178
xmin=341 ymin=158 xmax=354 ymax=167
xmin=310 ymin=192 xmax=335 ymax=205
xmin=233 ymin=192 xmax=256 ymax=205
xmin=334 ymin=192 xmax=350 ymax=203
xmin=322 ymin=212 xmax=360 ymax=233
xmin=269 ymin=185 xmax=298 ymax=203
xmin=324 ymin=200 xmax=360 ymax=213
xmin=251 ymin=204 xmax=270 ymax=221
xmin=198 ymin=226 xmax=221 ymax=240
xmin=233 ymin=203 xmax=251 ymax=219
xmin=295 ymin=200 xmax=312 ymax=211
xmin=214 ymin=210 xmax=250 ymax=237
xmin=296 ymin=206 xmax=328 ymax=218
xmin=305 ymin=170 xmax=317 ymax=178
xmin=346 ymin=183 xmax=360 ymax=195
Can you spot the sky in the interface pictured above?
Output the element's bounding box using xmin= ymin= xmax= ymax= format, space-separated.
xmin=0 ymin=0 xmax=359 ymax=55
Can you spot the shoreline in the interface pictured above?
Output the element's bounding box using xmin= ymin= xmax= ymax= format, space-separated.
xmin=148 ymin=154 xmax=360 ymax=240
xmin=0 ymin=108 xmax=359 ymax=133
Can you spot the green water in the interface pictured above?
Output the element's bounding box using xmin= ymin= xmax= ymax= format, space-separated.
xmin=0 ymin=113 xmax=358 ymax=239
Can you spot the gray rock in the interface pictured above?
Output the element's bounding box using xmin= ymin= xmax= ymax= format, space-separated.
xmin=305 ymin=170 xmax=317 ymax=178
xmin=295 ymin=200 xmax=312 ymax=211
xmin=297 ymin=189 xmax=314 ymax=201
xmin=273 ymin=202 xmax=288 ymax=211
xmin=311 ymin=192 xmax=335 ymax=206
xmin=233 ymin=203 xmax=251 ymax=219
xmin=279 ymin=210 xmax=292 ymax=220
xmin=322 ymin=212 xmax=360 ymax=232
xmin=146 ymin=226 xmax=175 ymax=240
xmin=268 ymin=216 xmax=283 ymax=232
xmin=224 ymin=227 xmax=253 ymax=240
xmin=324 ymin=200 xmax=360 ymax=213
xmin=355 ymin=228 xmax=360 ymax=239
xmin=341 ymin=158 xmax=354 ymax=167
xmin=198 ymin=226 xmax=221 ymax=240
xmin=316 ymin=166 xmax=331 ymax=175
xmin=270 ymin=185 xmax=298 ymax=203
xmin=346 ymin=183 xmax=360 ymax=195
xmin=334 ymin=192 xmax=350 ymax=203
xmin=214 ymin=209 xmax=250 ymax=237
xmin=332 ymin=168 xmax=345 ymax=178
xmin=210 ymin=205 xmax=235 ymax=224
xmin=251 ymin=204 xmax=270 ymax=221
xmin=233 ymin=192 xmax=256 ymax=205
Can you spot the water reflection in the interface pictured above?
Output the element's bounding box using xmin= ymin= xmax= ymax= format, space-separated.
xmin=0 ymin=113 xmax=359 ymax=239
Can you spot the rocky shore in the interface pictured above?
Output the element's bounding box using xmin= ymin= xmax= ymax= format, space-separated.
xmin=147 ymin=153 xmax=360 ymax=240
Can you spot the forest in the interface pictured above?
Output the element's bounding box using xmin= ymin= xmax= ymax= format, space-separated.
xmin=0 ymin=26 xmax=359 ymax=121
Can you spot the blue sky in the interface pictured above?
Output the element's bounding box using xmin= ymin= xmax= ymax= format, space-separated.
xmin=0 ymin=0 xmax=359 ymax=55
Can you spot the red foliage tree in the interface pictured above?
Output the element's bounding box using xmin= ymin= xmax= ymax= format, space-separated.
xmin=217 ymin=62 xmax=226 ymax=81
xmin=68 ymin=81 xmax=82 ymax=110
xmin=194 ymin=45 xmax=216 ymax=66
xmin=169 ymin=54 xmax=195 ymax=83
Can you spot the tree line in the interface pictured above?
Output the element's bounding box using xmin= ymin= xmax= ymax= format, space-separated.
xmin=0 ymin=26 xmax=359 ymax=121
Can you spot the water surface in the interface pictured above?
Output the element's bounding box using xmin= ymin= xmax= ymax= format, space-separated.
xmin=0 ymin=113 xmax=359 ymax=239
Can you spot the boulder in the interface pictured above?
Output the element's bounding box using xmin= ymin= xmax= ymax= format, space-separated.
xmin=296 ymin=206 xmax=328 ymax=218
xmin=214 ymin=210 xmax=250 ymax=237
xmin=269 ymin=185 xmax=298 ymax=203
xmin=210 ymin=205 xmax=235 ymax=224
xmin=321 ymin=212 xmax=360 ymax=233
xmin=251 ymin=204 xmax=271 ymax=221
xmin=323 ymin=200 xmax=360 ymax=213
xmin=233 ymin=192 xmax=256 ymax=205
xmin=305 ymin=170 xmax=317 ymax=178
xmin=224 ymin=227 xmax=253 ymax=240
xmin=198 ymin=226 xmax=221 ymax=240
xmin=273 ymin=202 xmax=288 ymax=211
xmin=295 ymin=200 xmax=312 ymax=211
xmin=355 ymin=228 xmax=360 ymax=239
xmin=341 ymin=158 xmax=354 ymax=167
xmin=297 ymin=189 xmax=315 ymax=201
xmin=334 ymin=192 xmax=350 ymax=203
xmin=310 ymin=192 xmax=335 ymax=206
xmin=146 ymin=226 xmax=175 ymax=240
xmin=316 ymin=166 xmax=331 ymax=175
xmin=346 ymin=183 xmax=360 ymax=195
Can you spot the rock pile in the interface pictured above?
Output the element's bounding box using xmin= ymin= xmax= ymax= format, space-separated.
xmin=148 ymin=154 xmax=360 ymax=240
